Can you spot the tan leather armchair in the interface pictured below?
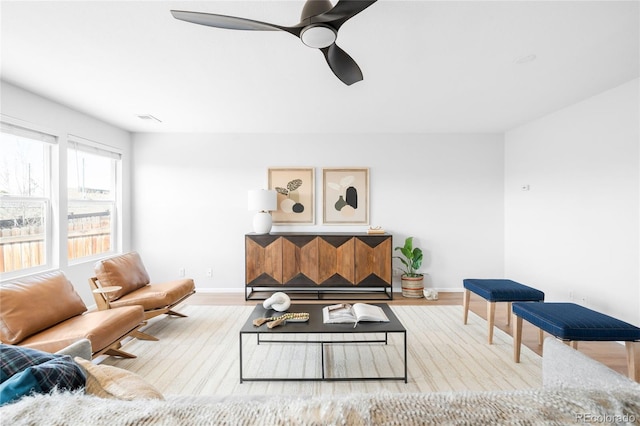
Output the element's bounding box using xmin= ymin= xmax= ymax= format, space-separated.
xmin=0 ymin=271 xmax=152 ymax=358
xmin=90 ymin=252 xmax=196 ymax=321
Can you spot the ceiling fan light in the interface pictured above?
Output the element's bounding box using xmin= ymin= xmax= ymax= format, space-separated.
xmin=301 ymin=25 xmax=336 ymax=48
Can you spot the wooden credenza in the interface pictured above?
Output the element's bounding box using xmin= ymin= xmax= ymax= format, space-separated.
xmin=245 ymin=232 xmax=392 ymax=300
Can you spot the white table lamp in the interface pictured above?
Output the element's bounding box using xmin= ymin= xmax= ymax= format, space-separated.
xmin=248 ymin=189 xmax=277 ymax=234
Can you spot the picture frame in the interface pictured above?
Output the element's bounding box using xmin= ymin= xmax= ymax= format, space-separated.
xmin=268 ymin=167 xmax=315 ymax=224
xmin=322 ymin=168 xmax=369 ymax=225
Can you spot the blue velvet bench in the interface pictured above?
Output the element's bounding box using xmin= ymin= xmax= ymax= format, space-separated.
xmin=463 ymin=279 xmax=544 ymax=344
xmin=512 ymin=302 xmax=640 ymax=381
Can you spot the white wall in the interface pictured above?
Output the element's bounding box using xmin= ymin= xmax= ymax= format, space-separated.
xmin=5 ymin=76 xmax=638 ymax=326
xmin=505 ymin=79 xmax=639 ymax=325
xmin=0 ymin=81 xmax=132 ymax=305
xmin=131 ymin=133 xmax=505 ymax=294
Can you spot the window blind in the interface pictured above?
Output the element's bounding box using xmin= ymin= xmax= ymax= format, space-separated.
xmin=1 ymin=122 xmax=57 ymax=144
xmin=68 ymin=135 xmax=122 ymax=160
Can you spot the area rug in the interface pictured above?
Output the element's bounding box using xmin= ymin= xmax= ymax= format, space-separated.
xmin=102 ymin=305 xmax=541 ymax=397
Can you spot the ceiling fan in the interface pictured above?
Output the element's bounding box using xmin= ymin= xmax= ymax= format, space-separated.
xmin=170 ymin=0 xmax=377 ymax=86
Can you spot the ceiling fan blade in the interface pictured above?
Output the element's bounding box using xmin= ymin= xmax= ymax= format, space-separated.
xmin=320 ymin=43 xmax=363 ymax=86
xmin=313 ymin=0 xmax=377 ymax=29
xmin=170 ymin=10 xmax=302 ymax=37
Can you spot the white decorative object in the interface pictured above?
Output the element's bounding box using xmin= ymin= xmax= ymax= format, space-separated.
xmin=424 ymin=289 xmax=439 ymax=300
xmin=248 ymin=189 xmax=277 ymax=234
xmin=262 ymin=292 xmax=291 ymax=312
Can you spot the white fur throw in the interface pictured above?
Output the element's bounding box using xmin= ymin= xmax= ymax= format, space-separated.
xmin=2 ymin=388 xmax=639 ymax=425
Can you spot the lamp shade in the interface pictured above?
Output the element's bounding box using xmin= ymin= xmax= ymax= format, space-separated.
xmin=248 ymin=189 xmax=277 ymax=212
xmin=248 ymin=189 xmax=277 ymax=234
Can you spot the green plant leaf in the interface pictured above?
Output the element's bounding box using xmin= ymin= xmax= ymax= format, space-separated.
xmin=405 ymin=237 xmax=413 ymax=252
xmin=412 ymin=249 xmax=423 ymax=270
xmin=394 ymin=237 xmax=423 ymax=275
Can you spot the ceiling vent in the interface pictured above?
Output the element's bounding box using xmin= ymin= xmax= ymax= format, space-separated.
xmin=136 ymin=114 xmax=162 ymax=123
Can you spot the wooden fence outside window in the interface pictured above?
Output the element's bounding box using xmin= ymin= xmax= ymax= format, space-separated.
xmin=0 ymin=214 xmax=111 ymax=273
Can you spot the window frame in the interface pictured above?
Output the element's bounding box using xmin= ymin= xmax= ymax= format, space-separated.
xmin=66 ymin=135 xmax=122 ymax=265
xmin=0 ymin=119 xmax=56 ymax=278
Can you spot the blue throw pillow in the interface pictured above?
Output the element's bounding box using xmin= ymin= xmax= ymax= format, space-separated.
xmin=0 ymin=344 xmax=86 ymax=405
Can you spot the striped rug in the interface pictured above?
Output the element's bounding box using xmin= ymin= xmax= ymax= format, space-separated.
xmin=102 ymin=305 xmax=541 ymax=397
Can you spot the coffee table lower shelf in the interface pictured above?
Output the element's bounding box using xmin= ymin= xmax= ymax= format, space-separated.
xmin=239 ymin=303 xmax=407 ymax=383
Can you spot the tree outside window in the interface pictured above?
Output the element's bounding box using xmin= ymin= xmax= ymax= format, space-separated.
xmin=0 ymin=128 xmax=51 ymax=274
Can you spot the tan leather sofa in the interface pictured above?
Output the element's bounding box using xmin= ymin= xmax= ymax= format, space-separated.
xmin=90 ymin=252 xmax=195 ymax=320
xmin=0 ymin=271 xmax=151 ymax=358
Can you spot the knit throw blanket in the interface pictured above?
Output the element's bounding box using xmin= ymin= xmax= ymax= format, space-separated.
xmin=3 ymin=388 xmax=639 ymax=425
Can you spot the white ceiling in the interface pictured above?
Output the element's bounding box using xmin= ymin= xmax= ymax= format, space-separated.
xmin=1 ymin=0 xmax=638 ymax=133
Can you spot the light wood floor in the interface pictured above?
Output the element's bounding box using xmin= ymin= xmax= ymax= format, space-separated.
xmin=189 ymin=291 xmax=629 ymax=377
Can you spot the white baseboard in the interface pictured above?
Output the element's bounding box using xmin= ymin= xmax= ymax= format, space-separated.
xmin=192 ymin=287 xmax=466 ymax=293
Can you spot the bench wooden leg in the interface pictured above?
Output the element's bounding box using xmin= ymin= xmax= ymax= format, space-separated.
xmin=539 ymin=329 xmax=544 ymax=346
xmin=487 ymin=301 xmax=496 ymax=344
xmin=506 ymin=302 xmax=512 ymax=326
xmin=463 ymin=289 xmax=470 ymax=325
xmin=513 ymin=313 xmax=523 ymax=362
xmin=626 ymin=341 xmax=640 ymax=382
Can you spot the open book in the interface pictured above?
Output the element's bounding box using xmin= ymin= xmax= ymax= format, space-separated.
xmin=322 ymin=303 xmax=390 ymax=327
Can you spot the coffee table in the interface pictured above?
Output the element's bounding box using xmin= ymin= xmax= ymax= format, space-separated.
xmin=239 ymin=303 xmax=407 ymax=383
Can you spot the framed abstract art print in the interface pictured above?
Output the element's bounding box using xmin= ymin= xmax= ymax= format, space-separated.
xmin=268 ymin=167 xmax=315 ymax=224
xmin=322 ymin=168 xmax=369 ymax=225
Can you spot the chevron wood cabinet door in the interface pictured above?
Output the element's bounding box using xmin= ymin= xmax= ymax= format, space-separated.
xmin=245 ymin=233 xmax=392 ymax=300
xmin=318 ymin=235 xmax=355 ymax=285
xmin=282 ymin=235 xmax=319 ymax=284
xmin=354 ymin=236 xmax=392 ymax=285
xmin=245 ymin=234 xmax=282 ymax=285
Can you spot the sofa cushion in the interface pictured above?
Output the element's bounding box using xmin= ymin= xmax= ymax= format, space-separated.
xmin=463 ymin=279 xmax=544 ymax=302
xmin=0 ymin=271 xmax=87 ymax=344
xmin=17 ymin=305 xmax=145 ymax=355
xmin=94 ymin=252 xmax=150 ymax=300
xmin=108 ymin=279 xmax=195 ymax=311
xmin=513 ymin=302 xmax=640 ymax=341
xmin=55 ymin=339 xmax=92 ymax=361
xmin=74 ymin=357 xmax=163 ymax=401
xmin=0 ymin=344 xmax=86 ymax=405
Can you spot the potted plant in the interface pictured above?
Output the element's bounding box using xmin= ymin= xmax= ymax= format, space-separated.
xmin=394 ymin=236 xmax=424 ymax=298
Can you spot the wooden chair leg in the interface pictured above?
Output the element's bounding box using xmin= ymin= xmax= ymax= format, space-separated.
xmin=131 ymin=330 xmax=159 ymax=341
xmin=513 ymin=313 xmax=523 ymax=362
xmin=167 ymin=309 xmax=188 ymax=317
xmin=487 ymin=301 xmax=496 ymax=344
xmin=626 ymin=341 xmax=639 ymax=382
xmin=104 ymin=347 xmax=136 ymax=358
xmin=539 ymin=329 xmax=544 ymax=345
xmin=463 ymin=289 xmax=470 ymax=325
xmin=506 ymin=302 xmax=512 ymax=326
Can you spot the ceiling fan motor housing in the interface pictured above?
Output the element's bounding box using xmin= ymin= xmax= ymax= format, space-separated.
xmin=301 ymin=24 xmax=337 ymax=48
xmin=300 ymin=0 xmax=334 ymax=21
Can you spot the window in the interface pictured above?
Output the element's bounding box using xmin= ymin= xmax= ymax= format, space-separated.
xmin=0 ymin=122 xmax=54 ymax=275
xmin=67 ymin=138 xmax=120 ymax=261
